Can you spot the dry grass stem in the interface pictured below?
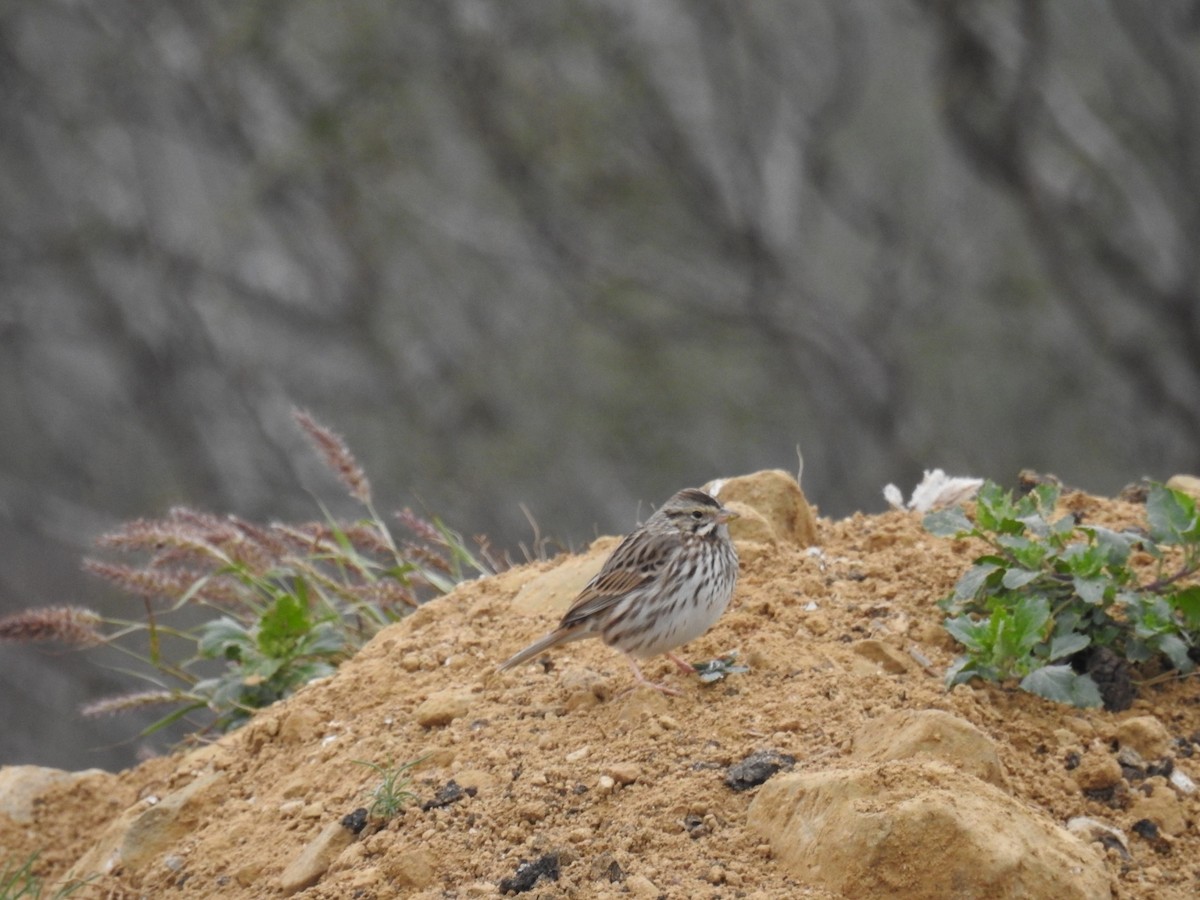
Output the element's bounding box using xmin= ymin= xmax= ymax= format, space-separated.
xmin=0 ymin=606 xmax=105 ymax=646
xmin=294 ymin=408 xmax=372 ymax=504
xmin=82 ymin=561 xmax=196 ymax=602
xmin=81 ymin=690 xmax=180 ymax=718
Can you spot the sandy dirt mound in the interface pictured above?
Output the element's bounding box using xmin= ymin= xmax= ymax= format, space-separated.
xmin=3 ymin=472 xmax=1200 ymax=898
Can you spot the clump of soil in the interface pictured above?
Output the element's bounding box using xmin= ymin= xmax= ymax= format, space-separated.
xmin=2 ymin=477 xmax=1200 ymax=898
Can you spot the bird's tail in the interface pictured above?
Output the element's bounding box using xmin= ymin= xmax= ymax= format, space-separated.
xmin=497 ymin=626 xmax=588 ymax=672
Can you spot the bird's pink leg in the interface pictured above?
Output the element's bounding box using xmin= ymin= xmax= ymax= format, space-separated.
xmin=622 ymin=654 xmax=681 ymax=696
xmin=666 ymin=652 xmax=696 ymax=674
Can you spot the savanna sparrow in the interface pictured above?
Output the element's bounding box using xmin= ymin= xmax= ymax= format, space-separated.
xmin=498 ymin=488 xmax=739 ymax=694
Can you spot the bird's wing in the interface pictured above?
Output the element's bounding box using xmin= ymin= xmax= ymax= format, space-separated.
xmin=559 ymin=530 xmax=673 ymax=627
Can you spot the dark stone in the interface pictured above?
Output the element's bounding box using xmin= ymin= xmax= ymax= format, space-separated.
xmin=1131 ymin=817 xmax=1172 ymax=854
xmin=498 ymin=853 xmax=560 ymax=894
xmin=1132 ymin=818 xmax=1159 ymax=840
xmin=1086 ymin=647 xmax=1136 ymax=712
xmin=1147 ymin=757 xmax=1174 ymax=778
xmin=341 ymin=807 xmax=369 ymax=834
xmin=421 ymin=779 xmax=473 ymax=811
xmin=725 ymin=749 xmax=796 ymax=792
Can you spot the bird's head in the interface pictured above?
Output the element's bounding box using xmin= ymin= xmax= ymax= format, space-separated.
xmin=656 ymin=488 xmax=739 ymax=537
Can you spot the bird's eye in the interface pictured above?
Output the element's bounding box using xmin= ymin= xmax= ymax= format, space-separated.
xmin=691 ymin=510 xmax=703 ymax=519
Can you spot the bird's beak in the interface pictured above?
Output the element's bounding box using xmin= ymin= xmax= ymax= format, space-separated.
xmin=717 ymin=507 xmax=739 ymax=523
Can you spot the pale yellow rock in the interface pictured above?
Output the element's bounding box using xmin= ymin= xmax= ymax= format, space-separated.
xmin=510 ymin=537 xmax=617 ymax=616
xmin=1130 ymin=785 xmax=1188 ymax=836
xmin=1114 ymin=715 xmax=1172 ymax=760
xmin=278 ymin=706 xmax=323 ymax=743
xmin=1072 ymin=750 xmax=1123 ymax=792
xmin=849 ymin=639 xmax=914 ymax=675
xmin=64 ymin=771 xmax=223 ymax=880
xmin=414 ymin=690 xmax=471 ymax=727
xmin=278 ymin=820 xmax=356 ymax=895
xmin=121 ymin=772 xmax=223 ymax=871
xmin=1165 ymin=474 xmax=1200 ymax=503
xmin=0 ymin=765 xmax=108 ymax=824
xmin=851 ymin=709 xmax=1007 ymax=789
xmin=722 ymin=501 xmax=777 ymax=544
xmin=452 ymin=768 xmax=495 ymax=794
xmin=625 ymin=873 xmax=661 ymax=898
xmin=381 ymin=847 xmax=435 ymax=889
xmin=706 ymin=469 xmax=819 ymax=546
xmin=605 ymin=762 xmax=641 ymax=786
xmin=748 ymin=761 xmax=1110 ymax=900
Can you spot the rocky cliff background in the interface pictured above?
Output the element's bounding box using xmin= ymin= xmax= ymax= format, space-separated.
xmin=3 ymin=1 xmax=1199 ymax=770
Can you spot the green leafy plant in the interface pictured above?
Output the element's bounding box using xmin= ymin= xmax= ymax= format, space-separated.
xmin=0 ymin=410 xmax=502 ymax=737
xmin=925 ymin=480 xmax=1200 ymax=708
xmin=354 ymin=755 xmax=424 ymax=820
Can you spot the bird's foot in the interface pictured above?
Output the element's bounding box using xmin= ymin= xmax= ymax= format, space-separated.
xmin=666 ymin=652 xmax=696 ymax=674
xmin=621 ymin=654 xmax=683 ymax=696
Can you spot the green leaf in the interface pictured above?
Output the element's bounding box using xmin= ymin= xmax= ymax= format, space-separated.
xmin=304 ymin=621 xmax=348 ymax=657
xmin=1048 ymin=632 xmax=1090 ymax=661
xmin=997 ymin=535 xmax=1047 ymax=569
xmin=954 ymin=562 xmax=1002 ymax=602
xmin=1086 ymin=526 xmax=1134 ymax=567
xmin=197 ymin=618 xmax=254 ymax=660
xmin=944 ymin=615 xmax=987 ymax=652
xmin=923 ymin=507 xmax=974 ymax=537
xmin=1059 ymin=542 xmax=1104 ymax=578
xmin=1072 ymin=575 xmax=1108 ymax=606
xmin=1006 ymin=595 xmax=1051 ymax=655
xmin=1002 ymin=568 xmax=1041 ymax=590
xmin=1170 ymin=586 xmax=1200 ymax=630
xmin=944 ymin=656 xmax=979 ymax=687
xmin=1154 ymin=633 xmax=1194 ymax=673
xmin=972 ymin=481 xmax=1009 ymax=533
xmin=1019 ymin=666 xmax=1103 ymax=708
xmin=1147 ymin=484 xmax=1199 ymax=544
xmin=258 ymin=594 xmax=311 ymax=659
xmin=1029 ymin=482 xmax=1061 ymax=516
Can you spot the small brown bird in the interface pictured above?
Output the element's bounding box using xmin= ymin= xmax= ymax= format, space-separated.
xmin=498 ymin=488 xmax=739 ymax=694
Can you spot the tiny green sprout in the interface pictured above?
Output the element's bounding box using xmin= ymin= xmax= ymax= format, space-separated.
xmin=353 ymin=755 xmax=427 ymax=820
xmin=693 ymin=650 xmax=750 ymax=684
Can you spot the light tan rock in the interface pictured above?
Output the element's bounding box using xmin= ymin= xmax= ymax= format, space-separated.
xmin=120 ymin=772 xmax=223 ymax=871
xmin=748 ymin=761 xmax=1110 ymax=900
xmin=0 ymin=765 xmax=109 ymax=824
xmin=64 ymin=771 xmax=223 ymax=879
xmin=380 ymin=847 xmax=434 ymax=889
xmin=279 ymin=820 xmax=356 ymax=895
xmin=510 ymin=538 xmax=617 ymax=616
xmin=625 ymin=873 xmax=661 ymax=898
xmin=1130 ymin=785 xmax=1188 ymax=836
xmin=1066 ymin=816 xmax=1130 ymax=859
xmin=722 ymin=501 xmax=778 ymax=544
xmin=1072 ymin=750 xmax=1123 ymax=792
xmin=851 ymin=709 xmax=1007 ymax=789
xmin=452 ymin=769 xmax=495 ymax=794
xmin=1165 ymin=474 xmax=1200 ymax=503
xmin=706 ymin=469 xmax=819 ymax=546
xmin=278 ymin=706 xmax=323 ymax=743
xmin=605 ymin=763 xmax=641 ymax=786
xmin=414 ymin=690 xmax=471 ymax=728
xmin=1114 ymin=715 xmax=1172 ymax=760
xmin=849 ymin=639 xmax=914 ymax=675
